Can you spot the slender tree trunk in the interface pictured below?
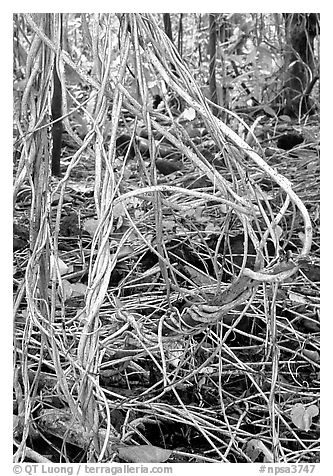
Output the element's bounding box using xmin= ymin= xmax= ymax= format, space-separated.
xmin=177 ymin=13 xmax=183 ymax=56
xmin=51 ymin=14 xmax=63 ymax=176
xmin=198 ymin=14 xmax=202 ymax=67
xmin=208 ymin=14 xmax=218 ymax=114
xmin=163 ymin=13 xmax=173 ymax=43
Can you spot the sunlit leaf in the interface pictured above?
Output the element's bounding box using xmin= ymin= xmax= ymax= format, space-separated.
xmin=50 ymin=256 xmax=69 ymax=277
xmin=291 ymin=403 xmax=319 ymax=431
xmin=83 ymin=218 xmax=99 ymax=237
xmin=179 ymin=107 xmax=196 ymax=121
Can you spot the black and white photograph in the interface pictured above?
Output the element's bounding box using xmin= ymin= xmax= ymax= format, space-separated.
xmin=11 ymin=10 xmax=321 ymax=471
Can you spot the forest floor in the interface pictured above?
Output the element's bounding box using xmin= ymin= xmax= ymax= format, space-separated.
xmin=13 ymin=114 xmax=320 ymax=463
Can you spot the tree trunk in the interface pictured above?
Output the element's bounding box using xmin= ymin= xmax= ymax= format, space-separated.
xmin=163 ymin=13 xmax=173 ymax=43
xmin=51 ymin=14 xmax=63 ymax=176
xmin=282 ymin=13 xmax=319 ymax=116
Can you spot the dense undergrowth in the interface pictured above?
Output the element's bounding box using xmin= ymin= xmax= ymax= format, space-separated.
xmin=13 ymin=13 xmax=319 ymax=464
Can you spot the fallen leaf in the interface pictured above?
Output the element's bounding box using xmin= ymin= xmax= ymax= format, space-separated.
xmin=246 ymin=439 xmax=273 ymax=463
xmin=70 ymin=282 xmax=88 ymax=297
xmin=263 ymin=105 xmax=276 ymax=117
xmin=110 ymin=245 xmax=134 ymax=260
xmin=117 ymin=445 xmax=172 ymax=463
xmin=179 ymin=107 xmax=196 ymax=121
xmin=61 ymin=279 xmax=73 ymax=301
xmin=60 ymin=280 xmax=87 ymax=301
xmin=301 ymin=348 xmax=320 ymax=363
xmin=50 ymin=256 xmax=69 ymax=277
xmin=278 ymin=115 xmax=292 ymax=122
xmin=288 ymin=292 xmax=310 ymax=305
xmin=83 ymin=218 xmax=99 ymax=237
xmin=291 ymin=403 xmax=319 ymax=431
